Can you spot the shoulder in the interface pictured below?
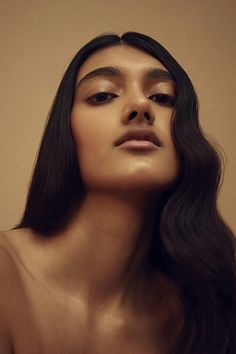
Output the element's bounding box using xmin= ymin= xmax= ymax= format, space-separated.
xmin=0 ymin=228 xmax=39 ymax=286
xmin=0 ymin=228 xmax=59 ymax=295
xmin=0 ymin=231 xmax=23 ymax=353
xmin=0 ymin=228 xmax=39 ymax=312
xmin=0 ymin=229 xmax=48 ymax=352
xmin=0 ymin=230 xmax=30 ymax=309
xmin=0 ymin=230 xmax=20 ymax=290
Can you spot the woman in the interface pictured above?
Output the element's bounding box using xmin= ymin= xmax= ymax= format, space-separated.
xmin=0 ymin=32 xmax=235 ymax=354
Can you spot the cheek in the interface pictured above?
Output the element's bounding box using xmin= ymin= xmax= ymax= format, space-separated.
xmin=71 ymin=110 xmax=114 ymax=184
xmin=71 ymin=104 xmax=114 ymax=149
xmin=71 ymin=107 xmax=103 ymax=152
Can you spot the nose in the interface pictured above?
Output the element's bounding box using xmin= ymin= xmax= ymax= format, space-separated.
xmin=121 ymin=94 xmax=155 ymax=126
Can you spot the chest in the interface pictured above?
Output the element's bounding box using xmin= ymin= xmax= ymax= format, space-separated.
xmin=10 ymin=282 xmax=172 ymax=354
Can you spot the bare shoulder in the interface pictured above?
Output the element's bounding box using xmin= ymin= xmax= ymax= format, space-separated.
xmin=0 ymin=230 xmax=21 ymax=291
xmin=0 ymin=228 xmax=39 ymax=273
xmin=0 ymin=230 xmax=66 ymax=353
xmin=0 ymin=230 xmax=25 ymax=353
xmin=0 ymin=228 xmax=39 ymax=291
xmin=0 ymin=228 xmax=39 ymax=310
xmin=0 ymin=228 xmax=46 ymax=353
xmin=0 ymin=229 xmax=32 ymax=304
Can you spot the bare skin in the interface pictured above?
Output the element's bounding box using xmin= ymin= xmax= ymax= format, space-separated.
xmin=0 ymin=45 xmax=184 ymax=353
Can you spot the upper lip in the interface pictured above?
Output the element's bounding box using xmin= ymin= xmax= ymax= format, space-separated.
xmin=114 ymin=128 xmax=162 ymax=147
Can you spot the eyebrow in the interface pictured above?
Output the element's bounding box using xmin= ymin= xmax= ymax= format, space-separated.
xmin=75 ymin=66 xmax=175 ymax=89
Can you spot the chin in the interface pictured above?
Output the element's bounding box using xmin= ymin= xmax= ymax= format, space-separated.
xmin=86 ymin=173 xmax=178 ymax=195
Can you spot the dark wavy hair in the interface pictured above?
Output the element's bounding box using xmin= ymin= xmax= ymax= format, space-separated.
xmin=15 ymin=32 xmax=236 ymax=354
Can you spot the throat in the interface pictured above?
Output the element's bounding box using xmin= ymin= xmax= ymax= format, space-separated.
xmin=45 ymin=192 xmax=159 ymax=303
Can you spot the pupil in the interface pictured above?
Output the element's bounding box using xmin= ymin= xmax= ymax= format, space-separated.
xmin=159 ymin=95 xmax=166 ymax=101
xmin=98 ymin=93 xmax=107 ymax=100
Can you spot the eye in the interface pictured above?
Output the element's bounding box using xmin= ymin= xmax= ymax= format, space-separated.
xmin=87 ymin=92 xmax=117 ymax=105
xmin=149 ymin=94 xmax=175 ymax=107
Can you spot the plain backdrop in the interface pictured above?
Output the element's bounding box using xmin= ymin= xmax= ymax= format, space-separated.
xmin=0 ymin=0 xmax=235 ymax=233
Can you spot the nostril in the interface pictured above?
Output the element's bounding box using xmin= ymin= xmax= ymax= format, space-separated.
xmin=144 ymin=112 xmax=150 ymax=119
xmin=129 ymin=111 xmax=137 ymax=120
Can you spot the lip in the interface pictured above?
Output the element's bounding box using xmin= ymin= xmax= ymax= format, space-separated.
xmin=114 ymin=128 xmax=162 ymax=149
xmin=117 ymin=140 xmax=159 ymax=150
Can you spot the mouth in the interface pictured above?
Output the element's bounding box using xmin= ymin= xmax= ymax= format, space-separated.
xmin=117 ymin=140 xmax=159 ymax=151
xmin=114 ymin=128 xmax=162 ymax=151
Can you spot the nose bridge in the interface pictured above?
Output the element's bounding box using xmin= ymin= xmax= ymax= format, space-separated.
xmin=122 ymin=82 xmax=155 ymax=125
xmin=128 ymin=80 xmax=147 ymax=107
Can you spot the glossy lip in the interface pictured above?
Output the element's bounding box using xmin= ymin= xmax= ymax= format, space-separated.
xmin=114 ymin=128 xmax=162 ymax=149
xmin=118 ymin=140 xmax=159 ymax=151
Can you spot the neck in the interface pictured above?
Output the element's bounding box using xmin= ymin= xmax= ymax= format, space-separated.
xmin=45 ymin=190 xmax=162 ymax=305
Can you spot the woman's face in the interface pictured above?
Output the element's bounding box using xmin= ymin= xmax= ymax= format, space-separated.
xmin=71 ymin=44 xmax=180 ymax=195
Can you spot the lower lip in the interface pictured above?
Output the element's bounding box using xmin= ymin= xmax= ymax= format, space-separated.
xmin=117 ymin=140 xmax=160 ymax=150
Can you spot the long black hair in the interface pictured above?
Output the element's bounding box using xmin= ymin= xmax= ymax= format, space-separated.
xmin=15 ymin=32 xmax=236 ymax=354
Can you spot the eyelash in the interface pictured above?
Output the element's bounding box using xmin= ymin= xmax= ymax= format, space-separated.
xmin=87 ymin=92 xmax=117 ymax=105
xmin=86 ymin=92 xmax=176 ymax=107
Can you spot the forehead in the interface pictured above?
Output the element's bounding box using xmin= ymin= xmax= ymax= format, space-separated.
xmin=77 ymin=44 xmax=168 ymax=80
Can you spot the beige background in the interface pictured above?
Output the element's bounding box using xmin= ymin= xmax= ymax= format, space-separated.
xmin=0 ymin=0 xmax=235 ymax=233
